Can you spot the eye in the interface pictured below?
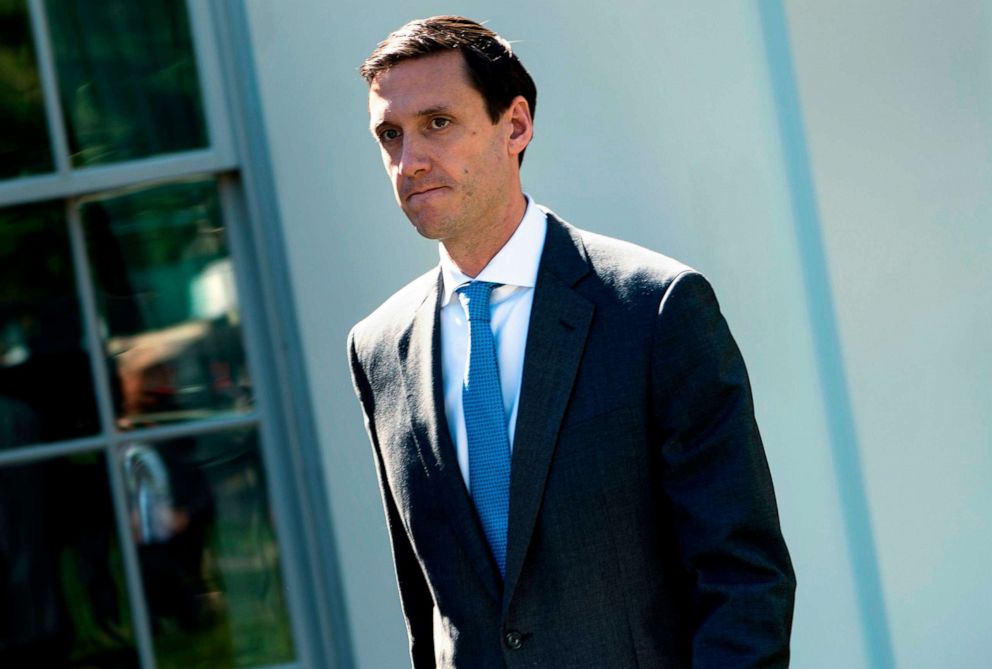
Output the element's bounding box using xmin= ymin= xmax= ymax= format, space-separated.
xmin=429 ymin=117 xmax=451 ymax=130
xmin=378 ymin=128 xmax=400 ymax=143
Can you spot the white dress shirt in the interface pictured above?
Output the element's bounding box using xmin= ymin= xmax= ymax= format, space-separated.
xmin=439 ymin=196 xmax=548 ymax=491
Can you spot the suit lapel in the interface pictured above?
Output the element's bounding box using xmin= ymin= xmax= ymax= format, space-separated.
xmin=503 ymin=216 xmax=594 ymax=610
xmin=397 ymin=271 xmax=503 ymax=601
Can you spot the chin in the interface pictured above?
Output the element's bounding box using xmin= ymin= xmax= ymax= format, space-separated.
xmin=411 ymin=224 xmax=440 ymax=240
xmin=405 ymin=208 xmax=454 ymax=240
xmin=407 ymin=215 xmax=445 ymax=241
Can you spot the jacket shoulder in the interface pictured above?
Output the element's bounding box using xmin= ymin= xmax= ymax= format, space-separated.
xmin=578 ymin=227 xmax=693 ymax=284
xmin=543 ymin=207 xmax=696 ymax=296
xmin=349 ymin=267 xmax=437 ymax=358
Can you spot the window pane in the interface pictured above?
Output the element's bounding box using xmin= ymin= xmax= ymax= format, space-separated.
xmin=0 ymin=0 xmax=55 ymax=178
xmin=81 ymin=179 xmax=253 ymax=429
xmin=44 ymin=0 xmax=207 ymax=167
xmin=0 ymin=452 xmax=139 ymax=667
xmin=0 ymin=202 xmax=99 ymax=445
xmin=121 ymin=428 xmax=296 ymax=668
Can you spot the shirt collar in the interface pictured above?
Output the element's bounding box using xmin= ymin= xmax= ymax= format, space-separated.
xmin=439 ymin=194 xmax=548 ymax=306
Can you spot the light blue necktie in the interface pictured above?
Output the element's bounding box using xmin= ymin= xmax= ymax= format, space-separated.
xmin=459 ymin=281 xmax=511 ymax=577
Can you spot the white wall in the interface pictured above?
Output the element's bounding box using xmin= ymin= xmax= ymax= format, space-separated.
xmin=786 ymin=2 xmax=992 ymax=667
xmin=236 ymin=1 xmax=992 ymax=667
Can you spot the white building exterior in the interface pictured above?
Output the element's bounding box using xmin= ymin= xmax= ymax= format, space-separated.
xmin=243 ymin=1 xmax=991 ymax=667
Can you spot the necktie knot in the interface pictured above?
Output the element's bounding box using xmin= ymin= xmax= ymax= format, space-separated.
xmin=458 ymin=281 xmax=500 ymax=322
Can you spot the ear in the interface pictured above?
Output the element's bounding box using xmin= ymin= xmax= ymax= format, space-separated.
xmin=505 ymin=95 xmax=533 ymax=158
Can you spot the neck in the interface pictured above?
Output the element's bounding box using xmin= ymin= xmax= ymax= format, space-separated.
xmin=443 ymin=192 xmax=527 ymax=277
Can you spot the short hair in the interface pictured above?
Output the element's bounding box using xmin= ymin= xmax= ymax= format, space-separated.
xmin=360 ymin=16 xmax=537 ymax=164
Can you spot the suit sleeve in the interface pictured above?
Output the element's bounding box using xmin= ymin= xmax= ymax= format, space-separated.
xmin=651 ymin=272 xmax=796 ymax=668
xmin=348 ymin=331 xmax=436 ymax=668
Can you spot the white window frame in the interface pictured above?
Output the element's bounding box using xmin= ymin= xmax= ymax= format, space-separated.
xmin=0 ymin=1 xmax=352 ymax=667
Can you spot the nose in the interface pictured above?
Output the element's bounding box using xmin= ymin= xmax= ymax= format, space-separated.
xmin=398 ymin=135 xmax=430 ymax=178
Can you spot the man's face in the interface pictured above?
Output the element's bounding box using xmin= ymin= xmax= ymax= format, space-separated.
xmin=368 ymin=51 xmax=522 ymax=244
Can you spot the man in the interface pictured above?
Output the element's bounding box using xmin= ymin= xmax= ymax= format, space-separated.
xmin=348 ymin=16 xmax=795 ymax=668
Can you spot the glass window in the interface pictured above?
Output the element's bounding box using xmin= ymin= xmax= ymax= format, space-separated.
xmin=0 ymin=201 xmax=99 ymax=445
xmin=0 ymin=452 xmax=138 ymax=667
xmin=44 ymin=0 xmax=207 ymax=167
xmin=81 ymin=178 xmax=253 ymax=430
xmin=0 ymin=0 xmax=54 ymax=179
xmin=121 ymin=428 xmax=295 ymax=668
xmin=1 ymin=2 xmax=325 ymax=665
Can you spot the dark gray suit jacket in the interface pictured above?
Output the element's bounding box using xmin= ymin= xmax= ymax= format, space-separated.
xmin=348 ymin=212 xmax=795 ymax=668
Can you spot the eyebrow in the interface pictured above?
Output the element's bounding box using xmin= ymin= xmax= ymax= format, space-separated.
xmin=371 ymin=105 xmax=454 ymax=137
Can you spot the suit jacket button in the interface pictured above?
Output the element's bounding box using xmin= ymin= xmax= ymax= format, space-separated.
xmin=504 ymin=630 xmax=523 ymax=650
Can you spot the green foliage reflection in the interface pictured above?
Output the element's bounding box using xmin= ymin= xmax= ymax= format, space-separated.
xmin=45 ymin=0 xmax=207 ymax=166
xmin=0 ymin=0 xmax=54 ymax=178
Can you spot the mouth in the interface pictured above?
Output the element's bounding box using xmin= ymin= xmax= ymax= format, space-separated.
xmin=405 ymin=185 xmax=446 ymax=203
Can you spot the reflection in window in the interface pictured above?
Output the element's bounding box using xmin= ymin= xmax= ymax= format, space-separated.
xmin=0 ymin=202 xmax=99 ymax=445
xmin=121 ymin=428 xmax=295 ymax=668
xmin=0 ymin=452 xmax=138 ymax=667
xmin=81 ymin=179 xmax=253 ymax=429
xmin=0 ymin=0 xmax=54 ymax=179
xmin=44 ymin=0 xmax=207 ymax=166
